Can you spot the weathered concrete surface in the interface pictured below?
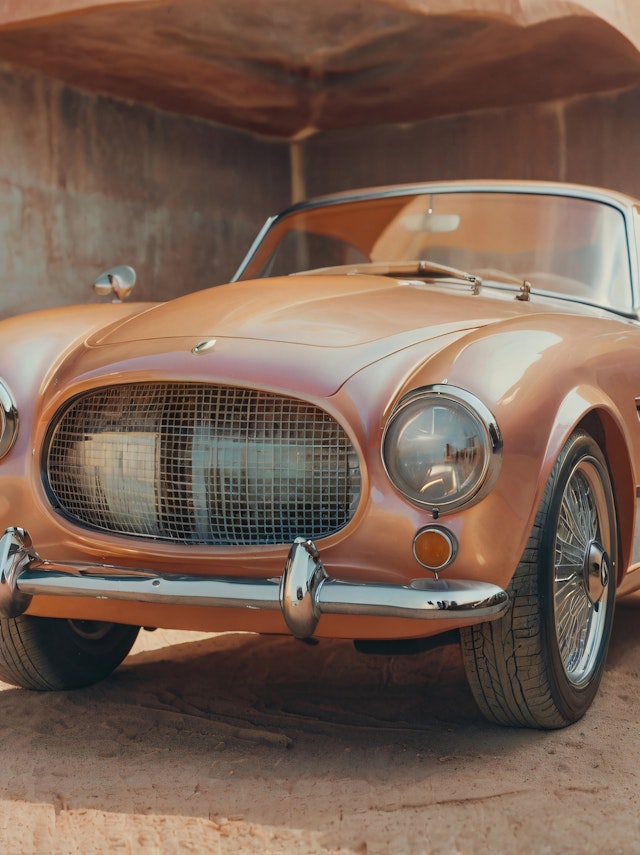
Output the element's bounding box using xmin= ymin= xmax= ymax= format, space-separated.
xmin=0 ymin=66 xmax=290 ymax=318
xmin=300 ymin=86 xmax=640 ymax=201
xmin=0 ymin=1 xmax=639 ymax=137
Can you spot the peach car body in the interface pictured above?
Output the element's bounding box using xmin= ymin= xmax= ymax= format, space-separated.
xmin=1 ymin=180 xmax=639 ymax=728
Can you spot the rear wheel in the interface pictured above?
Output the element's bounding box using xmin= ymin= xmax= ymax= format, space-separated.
xmin=461 ymin=431 xmax=616 ymax=728
xmin=0 ymin=615 xmax=139 ymax=690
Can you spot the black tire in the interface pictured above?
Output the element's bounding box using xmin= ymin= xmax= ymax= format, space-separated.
xmin=0 ymin=615 xmax=140 ymax=690
xmin=461 ymin=430 xmax=616 ymax=729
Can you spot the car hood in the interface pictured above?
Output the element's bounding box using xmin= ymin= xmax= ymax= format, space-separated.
xmin=80 ymin=273 xmax=583 ymax=398
xmin=92 ymin=273 xmax=535 ymax=347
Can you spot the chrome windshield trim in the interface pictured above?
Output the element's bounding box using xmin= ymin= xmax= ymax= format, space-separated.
xmin=232 ymin=181 xmax=636 ymax=315
xmin=231 ymin=213 xmax=277 ymax=281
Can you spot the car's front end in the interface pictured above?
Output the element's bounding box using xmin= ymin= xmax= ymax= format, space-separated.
xmin=0 ymin=285 xmax=517 ymax=640
xmin=1 ymin=179 xmax=638 ymax=728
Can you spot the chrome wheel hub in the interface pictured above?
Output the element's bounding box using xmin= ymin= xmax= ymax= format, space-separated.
xmin=584 ymin=539 xmax=609 ymax=607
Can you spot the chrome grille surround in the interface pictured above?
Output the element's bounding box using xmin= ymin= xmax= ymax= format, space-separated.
xmin=44 ymin=383 xmax=361 ymax=546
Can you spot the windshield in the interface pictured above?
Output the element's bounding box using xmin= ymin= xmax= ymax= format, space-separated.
xmin=237 ymin=190 xmax=633 ymax=311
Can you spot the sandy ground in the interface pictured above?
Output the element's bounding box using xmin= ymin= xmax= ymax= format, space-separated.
xmin=1 ymin=605 xmax=640 ymax=855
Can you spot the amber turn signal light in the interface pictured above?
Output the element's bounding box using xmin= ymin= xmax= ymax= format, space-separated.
xmin=412 ymin=526 xmax=458 ymax=573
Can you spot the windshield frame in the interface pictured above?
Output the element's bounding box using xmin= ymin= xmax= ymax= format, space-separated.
xmin=232 ymin=182 xmax=639 ymax=318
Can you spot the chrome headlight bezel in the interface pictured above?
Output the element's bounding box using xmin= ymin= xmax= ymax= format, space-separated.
xmin=0 ymin=380 xmax=18 ymax=459
xmin=382 ymin=385 xmax=502 ymax=514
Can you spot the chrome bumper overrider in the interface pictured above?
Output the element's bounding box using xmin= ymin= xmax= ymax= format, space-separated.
xmin=0 ymin=528 xmax=509 ymax=638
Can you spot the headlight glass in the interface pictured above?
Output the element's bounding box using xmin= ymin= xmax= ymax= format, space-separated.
xmin=0 ymin=380 xmax=18 ymax=459
xmin=383 ymin=386 xmax=501 ymax=512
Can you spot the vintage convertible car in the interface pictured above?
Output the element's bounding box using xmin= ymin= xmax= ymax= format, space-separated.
xmin=1 ymin=179 xmax=639 ymax=730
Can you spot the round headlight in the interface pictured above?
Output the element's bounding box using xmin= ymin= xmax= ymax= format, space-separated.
xmin=0 ymin=381 xmax=18 ymax=459
xmin=383 ymin=385 xmax=501 ymax=513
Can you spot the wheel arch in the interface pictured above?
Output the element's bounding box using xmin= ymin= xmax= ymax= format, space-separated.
xmin=557 ymin=405 xmax=633 ymax=586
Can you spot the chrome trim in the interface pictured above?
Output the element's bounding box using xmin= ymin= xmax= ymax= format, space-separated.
xmin=382 ymin=384 xmax=502 ymax=514
xmin=0 ymin=528 xmax=35 ymax=617
xmin=0 ymin=380 xmax=18 ymax=459
xmin=0 ymin=529 xmax=509 ymax=637
xmin=232 ymin=181 xmax=638 ymax=316
xmin=280 ymin=538 xmax=329 ymax=637
xmin=192 ymin=339 xmax=217 ymax=355
xmin=232 ymin=214 xmax=277 ymax=281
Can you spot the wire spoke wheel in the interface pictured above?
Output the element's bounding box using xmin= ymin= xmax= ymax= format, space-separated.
xmin=461 ymin=430 xmax=616 ymax=728
xmin=554 ymin=459 xmax=612 ymax=687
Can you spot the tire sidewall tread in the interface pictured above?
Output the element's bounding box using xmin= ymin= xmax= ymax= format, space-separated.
xmin=461 ymin=430 xmax=617 ymax=729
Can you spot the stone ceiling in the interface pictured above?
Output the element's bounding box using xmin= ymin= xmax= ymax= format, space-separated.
xmin=1 ymin=1 xmax=640 ymax=138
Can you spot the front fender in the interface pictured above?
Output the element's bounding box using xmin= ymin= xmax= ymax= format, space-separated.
xmin=370 ymin=314 xmax=640 ymax=590
xmin=0 ymin=302 xmax=156 ymax=460
xmin=542 ymin=386 xmax=636 ymax=585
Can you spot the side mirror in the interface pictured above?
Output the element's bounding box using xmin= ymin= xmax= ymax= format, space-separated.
xmin=93 ymin=265 xmax=137 ymax=302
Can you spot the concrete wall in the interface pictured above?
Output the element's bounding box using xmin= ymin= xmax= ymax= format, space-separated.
xmin=0 ymin=64 xmax=291 ymax=318
xmin=299 ymin=86 xmax=640 ymax=200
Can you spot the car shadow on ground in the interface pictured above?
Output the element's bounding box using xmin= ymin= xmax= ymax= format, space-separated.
xmin=112 ymin=629 xmax=483 ymax=736
xmin=1 ymin=608 xmax=639 ymax=843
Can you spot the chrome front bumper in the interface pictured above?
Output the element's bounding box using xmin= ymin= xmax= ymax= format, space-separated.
xmin=0 ymin=528 xmax=509 ymax=638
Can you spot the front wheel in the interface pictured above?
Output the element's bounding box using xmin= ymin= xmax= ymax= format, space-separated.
xmin=461 ymin=431 xmax=616 ymax=728
xmin=0 ymin=615 xmax=140 ymax=690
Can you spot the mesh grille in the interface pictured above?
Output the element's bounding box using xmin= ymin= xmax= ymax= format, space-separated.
xmin=45 ymin=383 xmax=361 ymax=545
